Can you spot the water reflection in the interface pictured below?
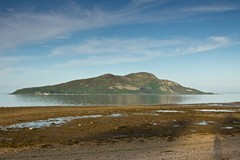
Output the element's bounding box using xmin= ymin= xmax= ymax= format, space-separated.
xmin=1 ymin=93 xmax=239 ymax=107
xmin=13 ymin=94 xmax=184 ymax=106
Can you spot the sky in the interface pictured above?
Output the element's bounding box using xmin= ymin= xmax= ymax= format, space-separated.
xmin=0 ymin=0 xmax=240 ymax=93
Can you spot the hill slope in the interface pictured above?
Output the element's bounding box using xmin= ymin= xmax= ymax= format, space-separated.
xmin=13 ymin=72 xmax=208 ymax=94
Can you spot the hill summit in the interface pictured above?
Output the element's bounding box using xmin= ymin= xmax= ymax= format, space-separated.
xmin=13 ymin=72 xmax=208 ymax=95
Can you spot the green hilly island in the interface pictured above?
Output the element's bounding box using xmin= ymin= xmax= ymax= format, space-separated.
xmin=13 ymin=72 xmax=208 ymax=95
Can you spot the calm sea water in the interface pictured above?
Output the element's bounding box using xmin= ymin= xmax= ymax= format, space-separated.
xmin=0 ymin=93 xmax=240 ymax=107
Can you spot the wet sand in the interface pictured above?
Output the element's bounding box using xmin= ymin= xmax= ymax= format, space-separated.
xmin=0 ymin=104 xmax=240 ymax=159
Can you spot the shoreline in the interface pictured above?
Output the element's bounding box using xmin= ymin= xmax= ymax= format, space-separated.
xmin=2 ymin=93 xmax=240 ymax=108
xmin=1 ymin=101 xmax=240 ymax=108
xmin=1 ymin=104 xmax=240 ymax=159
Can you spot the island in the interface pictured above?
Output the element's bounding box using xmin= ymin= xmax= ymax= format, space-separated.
xmin=13 ymin=72 xmax=210 ymax=95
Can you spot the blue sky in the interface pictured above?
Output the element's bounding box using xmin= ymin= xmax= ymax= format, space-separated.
xmin=0 ymin=0 xmax=240 ymax=93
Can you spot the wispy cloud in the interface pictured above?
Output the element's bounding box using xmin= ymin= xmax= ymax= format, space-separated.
xmin=0 ymin=67 xmax=32 ymax=79
xmin=0 ymin=56 xmax=30 ymax=68
xmin=0 ymin=0 xmax=239 ymax=51
xmin=59 ymin=55 xmax=152 ymax=67
xmin=49 ymin=38 xmax=182 ymax=57
xmin=50 ymin=36 xmax=232 ymax=67
xmin=0 ymin=55 xmax=42 ymax=79
xmin=182 ymin=5 xmax=240 ymax=13
xmin=186 ymin=36 xmax=231 ymax=54
xmin=0 ymin=11 xmax=90 ymax=51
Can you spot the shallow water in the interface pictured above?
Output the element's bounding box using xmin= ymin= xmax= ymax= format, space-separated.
xmin=194 ymin=121 xmax=216 ymax=126
xmin=0 ymin=113 xmax=126 ymax=131
xmin=0 ymin=93 xmax=240 ymax=107
xmin=0 ymin=117 xmax=76 ymax=130
xmin=221 ymin=127 xmax=234 ymax=130
xmin=195 ymin=109 xmax=239 ymax=113
xmin=195 ymin=121 xmax=209 ymax=125
xmin=156 ymin=110 xmax=185 ymax=113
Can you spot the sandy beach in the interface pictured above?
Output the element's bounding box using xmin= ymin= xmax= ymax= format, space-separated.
xmin=1 ymin=104 xmax=240 ymax=159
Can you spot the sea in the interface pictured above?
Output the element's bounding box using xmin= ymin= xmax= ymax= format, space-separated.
xmin=0 ymin=93 xmax=240 ymax=107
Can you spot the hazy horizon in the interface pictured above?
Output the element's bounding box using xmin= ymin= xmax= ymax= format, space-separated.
xmin=1 ymin=0 xmax=240 ymax=93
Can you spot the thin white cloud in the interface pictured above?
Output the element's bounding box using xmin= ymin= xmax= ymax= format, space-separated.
xmin=59 ymin=55 xmax=152 ymax=68
xmin=0 ymin=1 xmax=239 ymax=51
xmin=0 ymin=56 xmax=30 ymax=68
xmin=0 ymin=67 xmax=31 ymax=78
xmin=52 ymin=36 xmax=232 ymax=68
xmin=182 ymin=5 xmax=239 ymax=13
xmin=49 ymin=38 xmax=182 ymax=57
xmin=0 ymin=55 xmax=43 ymax=79
xmin=0 ymin=12 xmax=93 ymax=51
xmin=209 ymin=36 xmax=230 ymax=44
xmin=186 ymin=36 xmax=231 ymax=54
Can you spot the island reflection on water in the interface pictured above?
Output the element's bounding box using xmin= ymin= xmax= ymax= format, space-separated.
xmin=14 ymin=94 xmax=184 ymax=106
xmin=0 ymin=93 xmax=237 ymax=107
